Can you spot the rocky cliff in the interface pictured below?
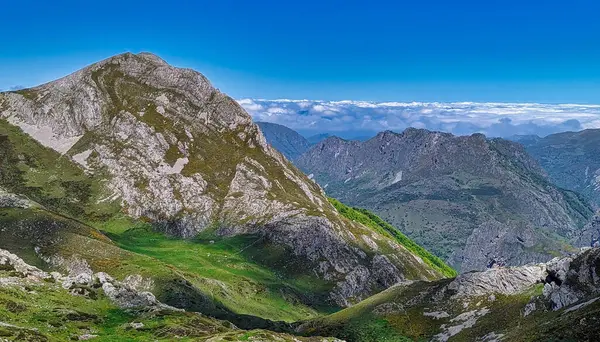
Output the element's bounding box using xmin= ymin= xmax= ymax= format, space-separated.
xmin=0 ymin=53 xmax=448 ymax=307
xmin=296 ymin=128 xmax=594 ymax=272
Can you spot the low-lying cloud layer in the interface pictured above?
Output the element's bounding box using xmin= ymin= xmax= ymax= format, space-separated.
xmin=239 ymin=99 xmax=600 ymax=139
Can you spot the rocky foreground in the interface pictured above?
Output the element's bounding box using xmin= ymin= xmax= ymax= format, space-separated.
xmin=4 ymin=244 xmax=600 ymax=341
xmin=300 ymin=246 xmax=600 ymax=341
xmin=0 ymin=248 xmax=342 ymax=341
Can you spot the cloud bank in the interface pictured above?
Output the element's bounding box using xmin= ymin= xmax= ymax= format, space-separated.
xmin=238 ymin=99 xmax=600 ymax=139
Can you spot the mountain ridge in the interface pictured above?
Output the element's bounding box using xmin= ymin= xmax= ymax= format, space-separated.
xmin=296 ymin=127 xmax=594 ymax=272
xmin=517 ymin=129 xmax=600 ymax=208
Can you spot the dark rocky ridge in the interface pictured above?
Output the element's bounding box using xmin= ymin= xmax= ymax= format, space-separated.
xmin=296 ymin=128 xmax=594 ymax=272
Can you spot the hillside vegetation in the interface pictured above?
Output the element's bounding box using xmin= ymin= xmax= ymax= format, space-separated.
xmin=328 ymin=198 xmax=457 ymax=278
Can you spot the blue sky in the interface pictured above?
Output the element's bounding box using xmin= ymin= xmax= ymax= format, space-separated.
xmin=1 ymin=0 xmax=600 ymax=103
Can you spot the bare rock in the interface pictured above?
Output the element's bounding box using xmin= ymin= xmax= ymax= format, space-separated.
xmin=448 ymin=264 xmax=546 ymax=297
xmin=0 ymin=187 xmax=37 ymax=208
xmin=542 ymin=248 xmax=600 ymax=310
xmin=78 ymin=334 xmax=98 ymax=340
xmin=0 ymin=249 xmax=50 ymax=281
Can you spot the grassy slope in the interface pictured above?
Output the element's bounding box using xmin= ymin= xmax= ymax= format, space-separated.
xmin=100 ymin=217 xmax=336 ymax=321
xmin=0 ymin=206 xmax=333 ymax=325
xmin=0 ymin=109 xmax=457 ymax=340
xmin=0 ymin=269 xmax=339 ymax=342
xmin=301 ymin=279 xmax=549 ymax=342
xmin=0 ymin=118 xmax=336 ymax=322
xmin=328 ymin=198 xmax=456 ymax=278
xmin=0 ymin=119 xmax=120 ymax=221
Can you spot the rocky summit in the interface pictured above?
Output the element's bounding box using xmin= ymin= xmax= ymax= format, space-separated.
xmin=295 ymin=128 xmax=594 ymax=272
xmin=0 ymin=52 xmax=448 ymax=311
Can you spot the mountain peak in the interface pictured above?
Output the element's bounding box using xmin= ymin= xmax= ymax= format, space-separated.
xmin=0 ymin=53 xmax=449 ymax=308
xmin=97 ymin=51 xmax=169 ymax=68
xmin=136 ymin=51 xmax=169 ymax=64
xmin=375 ymin=130 xmax=397 ymax=139
xmin=1 ymin=51 xmax=249 ymax=144
xmin=89 ymin=52 xmax=212 ymax=91
xmin=322 ymin=135 xmax=347 ymax=143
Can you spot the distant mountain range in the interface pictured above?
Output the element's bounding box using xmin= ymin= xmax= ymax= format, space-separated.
xmin=513 ymin=129 xmax=600 ymax=208
xmin=259 ymin=125 xmax=595 ymax=272
xmin=256 ymin=122 xmax=372 ymax=160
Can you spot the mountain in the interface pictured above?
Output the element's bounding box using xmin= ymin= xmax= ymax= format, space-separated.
xmin=0 ymin=52 xmax=449 ymax=316
xmin=307 ymin=133 xmax=332 ymax=145
xmin=300 ymin=246 xmax=600 ymax=342
xmin=296 ymin=128 xmax=594 ymax=272
xmin=256 ymin=121 xmax=311 ymax=160
xmin=510 ymin=134 xmax=542 ymax=146
xmin=517 ymin=129 xmax=600 ymax=208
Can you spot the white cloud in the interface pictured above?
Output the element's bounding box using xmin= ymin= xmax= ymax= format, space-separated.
xmin=312 ymin=104 xmax=340 ymax=113
xmin=267 ymin=107 xmax=289 ymax=114
xmin=238 ymin=99 xmax=264 ymax=111
xmin=237 ymin=98 xmax=600 ymax=138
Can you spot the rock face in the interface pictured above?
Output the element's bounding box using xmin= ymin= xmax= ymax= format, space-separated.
xmin=0 ymin=249 xmax=52 ymax=281
xmin=296 ymin=129 xmax=594 ymax=272
xmin=447 ymin=264 xmax=546 ymax=297
xmin=542 ymin=247 xmax=600 ymax=310
xmin=446 ymin=247 xmax=600 ymax=320
xmin=0 ymin=247 xmax=171 ymax=310
xmin=256 ymin=121 xmax=311 ymax=160
xmin=516 ymin=129 xmax=600 ymax=208
xmin=301 ymin=247 xmax=600 ymax=342
xmin=0 ymin=52 xmax=446 ymax=306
